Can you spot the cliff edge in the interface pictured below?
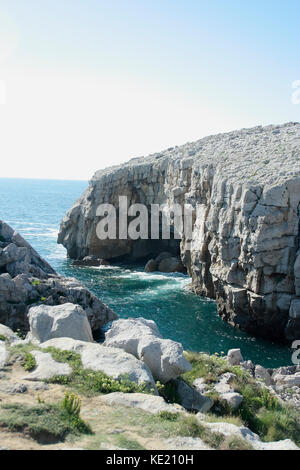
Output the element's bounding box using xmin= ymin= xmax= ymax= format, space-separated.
xmin=58 ymin=123 xmax=300 ymax=342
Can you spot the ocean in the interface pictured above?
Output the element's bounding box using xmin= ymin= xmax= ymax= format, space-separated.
xmin=0 ymin=177 xmax=293 ymax=367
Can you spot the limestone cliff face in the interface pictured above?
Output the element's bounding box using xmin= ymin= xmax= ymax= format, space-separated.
xmin=58 ymin=123 xmax=300 ymax=342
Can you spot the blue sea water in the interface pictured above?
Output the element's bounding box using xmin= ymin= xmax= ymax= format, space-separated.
xmin=0 ymin=178 xmax=293 ymax=367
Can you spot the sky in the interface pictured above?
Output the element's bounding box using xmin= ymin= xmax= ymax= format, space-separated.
xmin=0 ymin=0 xmax=299 ymax=180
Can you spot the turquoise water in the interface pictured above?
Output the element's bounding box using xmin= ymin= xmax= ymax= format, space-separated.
xmin=0 ymin=178 xmax=293 ymax=367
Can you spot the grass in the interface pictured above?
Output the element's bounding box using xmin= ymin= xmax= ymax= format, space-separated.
xmin=22 ymin=352 xmax=36 ymax=371
xmin=156 ymin=380 xmax=181 ymax=404
xmin=7 ymin=343 xmax=300 ymax=448
xmin=181 ymin=351 xmax=300 ymax=446
xmin=109 ymin=406 xmax=225 ymax=449
xmin=9 ymin=344 xmax=154 ymax=396
xmin=115 ymin=435 xmax=145 ymax=450
xmin=0 ymin=335 xmax=7 ymax=342
xmin=0 ymin=392 xmax=92 ymax=443
xmin=42 ymin=346 xmax=155 ymax=396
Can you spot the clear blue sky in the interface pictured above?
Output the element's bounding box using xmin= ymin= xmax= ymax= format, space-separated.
xmin=0 ymin=0 xmax=299 ymax=179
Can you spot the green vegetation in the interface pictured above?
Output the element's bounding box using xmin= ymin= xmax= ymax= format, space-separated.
xmin=182 ymin=351 xmax=300 ymax=446
xmin=22 ymin=352 xmax=36 ymax=371
xmin=0 ymin=335 xmax=7 ymax=342
xmin=109 ymin=406 xmax=226 ymax=449
xmin=43 ymin=346 xmax=155 ymax=396
xmin=115 ymin=435 xmax=145 ymax=450
xmin=31 ymin=280 xmax=41 ymax=286
xmin=156 ymin=380 xmax=181 ymax=404
xmin=158 ymin=411 xmax=179 ymax=422
xmin=0 ymin=392 xmax=92 ymax=443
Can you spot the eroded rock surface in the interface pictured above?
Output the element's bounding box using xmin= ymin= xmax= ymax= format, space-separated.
xmin=0 ymin=221 xmax=117 ymax=333
xmin=27 ymin=303 xmax=94 ymax=343
xmin=101 ymin=392 xmax=184 ymax=414
xmin=58 ymin=123 xmax=300 ymax=342
xmin=40 ymin=337 xmax=156 ymax=389
xmin=104 ymin=318 xmax=192 ymax=383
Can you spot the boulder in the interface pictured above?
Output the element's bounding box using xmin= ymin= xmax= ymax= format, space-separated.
xmin=0 ymin=342 xmax=8 ymax=368
xmin=154 ymin=252 xmax=173 ymax=264
xmin=158 ymin=257 xmax=185 ymax=273
xmin=71 ymin=256 xmax=110 ymax=267
xmin=193 ymin=377 xmax=208 ymax=394
xmin=227 ymin=349 xmax=243 ymax=366
xmin=201 ymin=421 xmax=299 ymax=450
xmin=101 ymin=392 xmax=184 ymax=414
xmin=144 ymin=259 xmax=157 ymax=273
xmin=40 ymin=337 xmax=156 ymax=389
xmin=213 ymin=372 xmax=243 ymax=410
xmin=0 ymin=382 xmax=27 ymax=394
xmin=27 ymin=303 xmax=94 ymax=343
xmin=220 ymin=392 xmax=243 ymax=410
xmin=174 ymin=379 xmax=213 ymax=412
xmin=272 ymin=372 xmax=300 ymax=387
xmin=0 ymin=220 xmax=117 ymax=333
xmin=104 ymin=318 xmax=192 ymax=383
xmin=23 ymin=350 xmax=72 ymax=381
xmin=0 ymin=324 xmax=20 ymax=344
xmin=255 ymin=365 xmax=273 ymax=386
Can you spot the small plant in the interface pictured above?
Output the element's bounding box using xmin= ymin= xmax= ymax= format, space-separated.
xmin=22 ymin=352 xmax=36 ymax=371
xmin=156 ymin=380 xmax=181 ymax=404
xmin=31 ymin=280 xmax=41 ymax=286
xmin=62 ymin=391 xmax=81 ymax=418
xmin=0 ymin=399 xmax=92 ymax=443
xmin=0 ymin=335 xmax=7 ymax=342
xmin=158 ymin=411 xmax=179 ymax=421
xmin=15 ymin=329 xmax=26 ymax=340
xmin=41 ymin=297 xmax=46 ymax=302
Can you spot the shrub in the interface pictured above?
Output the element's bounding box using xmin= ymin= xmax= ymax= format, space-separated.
xmin=0 ymin=399 xmax=92 ymax=443
xmin=158 ymin=411 xmax=179 ymax=421
xmin=156 ymin=381 xmax=181 ymax=404
xmin=22 ymin=352 xmax=36 ymax=371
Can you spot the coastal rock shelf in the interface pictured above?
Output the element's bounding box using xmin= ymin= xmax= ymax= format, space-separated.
xmin=58 ymin=123 xmax=300 ymax=342
xmin=0 ymin=220 xmax=117 ymax=332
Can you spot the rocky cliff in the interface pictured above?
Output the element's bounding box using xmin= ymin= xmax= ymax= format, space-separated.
xmin=58 ymin=123 xmax=300 ymax=342
xmin=0 ymin=221 xmax=117 ymax=332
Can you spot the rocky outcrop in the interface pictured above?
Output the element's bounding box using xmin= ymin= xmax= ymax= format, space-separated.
xmin=40 ymin=337 xmax=156 ymax=389
xmin=144 ymin=252 xmax=185 ymax=273
xmin=27 ymin=303 xmax=94 ymax=344
xmin=58 ymin=123 xmax=300 ymax=342
xmin=23 ymin=350 xmax=72 ymax=382
xmin=101 ymin=392 xmax=184 ymax=414
xmin=104 ymin=318 xmax=192 ymax=383
xmin=0 ymin=221 xmax=117 ymax=333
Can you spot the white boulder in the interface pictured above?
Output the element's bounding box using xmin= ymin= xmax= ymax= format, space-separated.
xmin=23 ymin=350 xmax=72 ymax=381
xmin=0 ymin=324 xmax=20 ymax=344
xmin=40 ymin=337 xmax=156 ymax=389
xmin=202 ymin=421 xmax=299 ymax=450
xmin=101 ymin=392 xmax=184 ymax=414
xmin=255 ymin=365 xmax=273 ymax=386
xmin=175 ymin=379 xmax=213 ymax=412
xmin=104 ymin=318 xmax=192 ymax=383
xmin=0 ymin=342 xmax=8 ymax=368
xmin=27 ymin=303 xmax=94 ymax=343
xmin=227 ymin=349 xmax=243 ymax=366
